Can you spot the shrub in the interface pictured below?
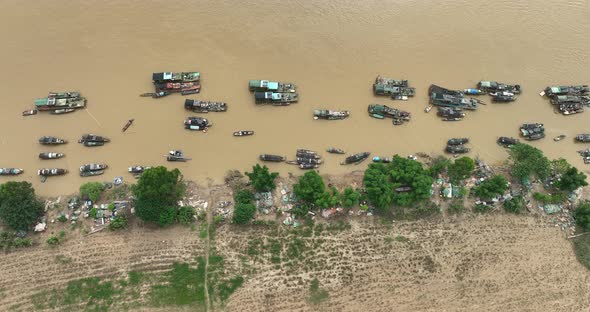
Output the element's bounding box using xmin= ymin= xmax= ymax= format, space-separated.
xmin=341 ymin=187 xmax=360 ymax=208
xmin=556 ymin=167 xmax=588 ymax=192
xmin=245 ymin=164 xmax=279 ymax=192
xmin=234 ymin=190 xmax=254 ymax=205
xmin=473 ymin=204 xmax=493 ymax=214
xmin=177 ymin=206 xmax=195 ymax=225
xmin=57 ymin=215 xmax=67 ymax=223
xmin=503 ymin=196 xmax=525 ymax=214
xmin=574 ymin=202 xmax=590 ymax=231
xmin=293 ymin=171 xmax=326 ymax=205
xmin=89 ymin=208 xmax=98 ymax=219
xmin=233 ymin=203 xmax=256 ymax=224
xmin=447 ymin=157 xmax=475 ymax=183
xmin=448 ymin=201 xmax=465 ymax=215
xmin=79 ymin=182 xmax=105 ymax=202
xmin=473 ymin=175 xmax=508 ymax=200
xmin=46 ymin=236 xmax=60 ymax=245
xmin=109 ymin=215 xmax=128 ymax=230
xmin=533 ymin=192 xmax=565 ymax=204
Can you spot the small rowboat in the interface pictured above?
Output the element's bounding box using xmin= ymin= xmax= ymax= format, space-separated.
xmin=554 ymin=134 xmax=566 ymax=141
xmin=326 ymin=147 xmax=345 ymax=154
xmin=122 ymin=119 xmax=134 ymax=132
xmin=233 ymin=130 xmax=254 ymax=136
xmin=50 ymin=108 xmax=75 ymax=115
xmin=140 ymin=91 xmax=170 ymax=98
xmin=22 ymin=109 xmax=37 ymax=116
xmin=424 ymin=106 xmax=432 ymax=113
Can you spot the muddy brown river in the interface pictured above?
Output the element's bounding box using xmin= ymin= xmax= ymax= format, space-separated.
xmin=1 ymin=0 xmax=589 ymax=195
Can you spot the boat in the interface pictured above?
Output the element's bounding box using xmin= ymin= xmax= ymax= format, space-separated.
xmin=372 ymin=156 xmax=392 ymax=163
xmin=50 ymin=108 xmax=75 ymax=115
xmin=122 ymin=119 xmax=134 ymax=132
xmin=254 ymin=91 xmax=298 ymax=105
xmin=167 ymin=155 xmax=191 ymax=162
xmin=520 ymin=123 xmax=544 ymax=138
xmin=140 ymin=91 xmax=170 ymax=98
xmin=463 ymin=89 xmax=486 ymax=95
xmin=22 ymin=109 xmax=37 ymax=116
xmin=37 ymin=168 xmax=68 ymax=176
xmin=35 ymin=95 xmax=86 ymax=111
xmin=392 ymin=118 xmax=404 ymax=126
xmin=578 ymin=149 xmax=590 ymax=157
xmin=424 ymin=106 xmax=432 ymax=113
xmin=549 ymin=95 xmax=590 ymax=106
xmin=554 ymin=135 xmax=566 ymax=141
xmin=83 ymin=141 xmax=104 ymax=147
xmin=313 ymin=110 xmax=350 ymax=120
xmin=326 ymin=147 xmax=345 ymax=154
xmin=299 ymin=163 xmax=319 ymax=170
xmin=575 ymin=134 xmax=590 ymax=143
xmin=233 ymin=130 xmax=254 ymax=136
xmin=296 ymin=157 xmax=323 ymax=165
xmin=559 ymin=103 xmax=584 ymax=115
xmin=447 ymin=138 xmax=469 ymax=145
xmin=0 ymin=168 xmax=23 ymax=176
xmin=184 ymin=99 xmax=228 ymax=113
xmin=79 ymin=134 xmax=110 ymax=143
xmin=373 ymin=76 xmax=415 ymax=100
xmin=296 ymin=151 xmax=321 ymax=159
xmin=525 ymin=133 xmax=545 ymax=141
xmin=497 ymin=137 xmax=519 ymax=147
xmin=128 ymin=166 xmax=150 ymax=174
xmin=184 ymin=117 xmax=212 ymax=131
xmin=437 ymin=107 xmax=465 ymax=118
xmin=39 ymin=152 xmax=64 ymax=159
xmin=442 ymin=117 xmax=463 ymax=122
xmin=541 ymin=85 xmax=590 ymax=97
xmin=80 ymin=163 xmax=108 ymax=172
xmin=39 ymin=136 xmax=67 ymax=145
xmin=341 ymin=152 xmax=370 ymax=165
xmin=80 ymin=170 xmax=104 ymax=177
xmin=154 ymin=82 xmax=200 ymax=95
xmin=153 ymin=72 xmax=200 ymax=83
xmin=248 ymin=80 xmax=297 ymax=93
xmin=259 ymin=154 xmax=285 ymax=162
xmin=367 ymin=104 xmax=411 ymax=122
xmin=445 ymin=145 xmax=470 ymax=154
xmin=477 ymin=81 xmax=521 ymax=94
xmin=429 ymin=85 xmax=480 ymax=110
xmin=490 ymin=91 xmax=516 ymax=102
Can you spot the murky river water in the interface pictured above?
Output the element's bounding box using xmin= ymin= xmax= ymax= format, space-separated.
xmin=1 ymin=0 xmax=589 ymax=195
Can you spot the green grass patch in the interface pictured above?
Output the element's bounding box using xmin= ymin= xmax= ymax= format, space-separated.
xmin=394 ymin=235 xmax=409 ymax=243
xmin=128 ymin=271 xmax=143 ymax=285
xmin=473 ymin=203 xmax=493 ymax=214
xmin=32 ymin=277 xmax=115 ymax=311
xmin=149 ymin=259 xmax=206 ymax=307
xmin=308 ymin=278 xmax=329 ymax=305
xmin=533 ymin=192 xmax=565 ymax=204
xmin=448 ymin=200 xmax=465 ymax=215
xmin=573 ymin=232 xmax=590 ymax=271
xmin=217 ymin=276 xmax=244 ymax=302
xmin=199 ymin=223 xmax=208 ymax=239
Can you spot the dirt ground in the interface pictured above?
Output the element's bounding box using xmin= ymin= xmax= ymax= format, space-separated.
xmin=1 ymin=174 xmax=590 ymax=311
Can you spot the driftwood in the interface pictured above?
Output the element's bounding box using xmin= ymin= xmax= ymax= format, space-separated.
xmin=568 ymin=232 xmax=590 ymax=239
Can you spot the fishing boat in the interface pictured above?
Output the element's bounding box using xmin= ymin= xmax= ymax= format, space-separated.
xmin=520 ymin=123 xmax=544 ymax=139
xmin=254 ymin=91 xmax=298 ymax=105
xmin=442 ymin=117 xmax=463 ymax=122
xmin=37 ymin=168 xmax=68 ymax=176
xmin=463 ymin=89 xmax=485 ymax=95
xmin=122 ymin=119 xmax=134 ymax=132
xmin=445 ymin=145 xmax=470 ymax=154
xmin=22 ymin=109 xmax=37 ymax=116
xmin=477 ymin=81 xmax=521 ymax=94
xmin=341 ymin=152 xmax=370 ymax=165
xmin=429 ymin=85 xmax=480 ymax=110
xmin=259 ymin=154 xmax=285 ymax=162
xmin=296 ymin=151 xmax=321 ymax=159
xmin=541 ymin=85 xmax=589 ymax=97
xmin=39 ymin=152 xmax=64 ymax=159
xmin=554 ymin=135 xmax=566 ymax=141
xmin=50 ymin=108 xmax=75 ymax=115
xmin=424 ymin=106 xmax=432 ymax=113
xmin=154 ymin=82 xmax=200 ymax=95
xmin=367 ymin=104 xmax=411 ymax=122
xmin=0 ymin=168 xmax=23 ymax=176
xmin=153 ymin=72 xmax=200 ymax=83
xmin=373 ymin=76 xmax=415 ymax=100
xmin=184 ymin=117 xmax=211 ymax=131
xmin=313 ymin=109 xmax=350 ymax=120
xmin=490 ymin=91 xmax=516 ymax=102
xmin=167 ymin=150 xmax=191 ymax=162
xmin=39 ymin=136 xmax=67 ymax=145
xmin=437 ymin=107 xmax=465 ymax=118
xmin=447 ymin=138 xmax=469 ymax=145
xmin=233 ymin=131 xmax=254 ymax=136
xmin=80 ymin=170 xmax=104 ymax=177
xmin=79 ymin=134 xmax=110 ymax=143
xmin=35 ymin=95 xmax=86 ymax=111
xmin=249 ymin=80 xmax=297 ymax=93
xmin=525 ymin=133 xmax=545 ymax=141
xmin=326 ymin=147 xmax=345 ymax=154
xmin=184 ymin=100 xmax=228 ymax=113
xmin=80 ymin=163 xmax=108 ymax=172
xmin=299 ymin=163 xmax=319 ymax=170
xmin=83 ymin=141 xmax=104 ymax=147
xmin=575 ymin=134 xmax=590 ymax=143
xmin=140 ymin=91 xmax=170 ymax=98
xmin=296 ymin=157 xmax=323 ymax=165
xmin=128 ymin=166 xmax=150 ymax=174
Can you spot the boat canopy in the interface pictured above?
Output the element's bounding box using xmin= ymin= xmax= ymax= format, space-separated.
xmin=249 ymin=80 xmax=279 ymax=91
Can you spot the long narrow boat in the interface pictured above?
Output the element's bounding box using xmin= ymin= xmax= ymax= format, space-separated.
xmin=0 ymin=168 xmax=23 ymax=176
xmin=39 ymin=152 xmax=64 ymax=159
xmin=233 ymin=130 xmax=254 ymax=136
xmin=37 ymin=168 xmax=68 ymax=176
xmin=326 ymin=147 xmax=345 ymax=154
xmin=80 ymin=163 xmax=108 ymax=172
xmin=50 ymin=108 xmax=75 ymax=115
xmin=259 ymin=154 xmax=285 ymax=162
xmin=122 ymin=119 xmax=134 ymax=132
xmin=341 ymin=152 xmax=370 ymax=165
xmin=39 ymin=136 xmax=67 ymax=145
xmin=22 ymin=109 xmax=37 ymax=116
xmin=80 ymin=170 xmax=104 ymax=177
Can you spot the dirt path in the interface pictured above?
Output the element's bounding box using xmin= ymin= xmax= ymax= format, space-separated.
xmin=203 ymin=189 xmax=213 ymax=312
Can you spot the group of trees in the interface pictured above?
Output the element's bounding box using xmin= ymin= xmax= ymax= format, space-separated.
xmin=473 ymin=175 xmax=509 ymax=200
xmin=508 ymin=143 xmax=551 ymax=181
xmin=0 ymin=182 xmax=43 ymax=232
xmin=363 ymin=156 xmax=433 ymax=212
xmin=291 ymin=171 xmax=360 ymax=217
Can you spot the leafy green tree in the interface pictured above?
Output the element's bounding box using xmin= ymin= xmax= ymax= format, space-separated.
xmin=245 ymin=164 xmax=279 ymax=192
xmin=293 ymin=171 xmax=326 ymax=205
xmin=556 ymin=167 xmax=588 ymax=192
xmin=233 ymin=203 xmax=256 ymax=224
xmin=551 ymin=158 xmax=571 ymax=176
xmin=388 ymin=156 xmax=433 ymax=206
xmin=109 ymin=215 xmax=128 ymax=230
xmin=447 ymin=157 xmax=475 ymax=183
xmin=508 ymin=143 xmax=551 ymax=181
xmin=234 ymin=190 xmax=254 ymax=205
xmin=474 ymin=175 xmax=509 ymax=200
xmin=79 ymin=182 xmax=105 ymax=202
xmin=177 ymin=206 xmax=195 ymax=225
xmin=363 ymin=164 xmax=393 ymax=212
xmin=315 ymin=187 xmax=341 ymax=209
xmin=133 ymin=166 xmax=185 ymax=226
xmin=428 ymin=156 xmax=450 ymax=177
xmin=503 ymin=195 xmax=525 ymax=214
xmin=0 ymin=182 xmax=43 ymax=231
xmin=574 ymin=202 xmax=590 ymax=230
xmin=341 ymin=187 xmax=360 ymax=208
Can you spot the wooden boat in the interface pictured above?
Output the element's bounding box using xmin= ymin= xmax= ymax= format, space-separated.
xmin=128 ymin=166 xmax=150 ymax=174
xmin=39 ymin=152 xmax=64 ymax=160
xmin=233 ymin=130 xmax=254 ymax=136
xmin=185 ymin=100 xmax=227 ymax=112
xmin=80 ymin=170 xmax=104 ymax=177
xmin=50 ymin=108 xmax=75 ymax=115
xmin=259 ymin=154 xmax=285 ymax=162
xmin=424 ymin=106 xmax=432 ymax=113
xmin=296 ymin=151 xmax=321 ymax=159
xmin=122 ymin=119 xmax=134 ymax=132
xmin=83 ymin=141 xmax=104 ymax=147
xmin=445 ymin=145 xmax=470 ymax=154
xmin=37 ymin=168 xmax=68 ymax=176
xmin=139 ymin=91 xmax=170 ymax=98
xmin=166 ymin=150 xmax=191 ymax=162
xmin=372 ymin=156 xmax=392 ymax=163
xmin=575 ymin=134 xmax=590 ymax=143
xmin=39 ymin=136 xmax=67 ymax=145
xmin=22 ymin=109 xmax=37 ymax=116
xmin=497 ymin=136 xmax=519 ymax=147
xmin=79 ymin=134 xmax=110 ymax=143
xmin=341 ymin=152 xmax=370 ymax=165
xmin=313 ymin=110 xmax=350 ymax=120
xmin=447 ymin=138 xmax=469 ymax=145
xmin=80 ymin=163 xmax=108 ymax=172
xmin=0 ymin=168 xmax=23 ymax=176
xmin=326 ymin=148 xmax=345 ymax=154
xmin=463 ymin=89 xmax=485 ymax=95
xmin=299 ymin=163 xmax=319 ymax=170
xmin=296 ymin=157 xmax=323 ymax=165
xmin=554 ymin=135 xmax=566 ymax=141
xmin=184 ymin=117 xmax=211 ymax=131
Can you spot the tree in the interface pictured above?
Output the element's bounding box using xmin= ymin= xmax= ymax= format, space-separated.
xmin=234 ymin=190 xmax=254 ymax=205
xmin=574 ymin=202 xmax=590 ymax=230
xmin=388 ymin=156 xmax=433 ymax=206
xmin=341 ymin=187 xmax=360 ymax=208
xmin=503 ymin=195 xmax=525 ymax=214
xmin=447 ymin=157 xmax=475 ymax=183
xmin=551 ymin=158 xmax=571 ymax=176
xmin=109 ymin=215 xmax=128 ymax=230
xmin=556 ymin=167 xmax=588 ymax=192
xmin=474 ymin=175 xmax=509 ymax=200
xmin=508 ymin=143 xmax=551 ymax=180
xmin=133 ymin=166 xmax=185 ymax=226
xmin=177 ymin=206 xmax=195 ymax=225
xmin=315 ymin=187 xmax=341 ymax=209
xmin=0 ymin=182 xmax=43 ymax=232
xmin=79 ymin=182 xmax=105 ymax=202
xmin=363 ymin=164 xmax=393 ymax=212
xmin=233 ymin=203 xmax=256 ymax=224
xmin=428 ymin=156 xmax=450 ymax=177
xmin=293 ymin=171 xmax=326 ymax=205
xmin=245 ymin=164 xmax=279 ymax=192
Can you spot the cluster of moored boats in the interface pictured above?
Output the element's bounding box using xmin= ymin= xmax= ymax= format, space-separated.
xmin=368 ymin=104 xmax=411 ymax=125
xmin=22 ymin=92 xmax=87 ymax=117
xmin=140 ymin=71 xmax=201 ymax=98
xmin=519 ymin=123 xmax=545 ymax=141
xmin=257 ymin=148 xmax=370 ymax=169
xmin=445 ymin=138 xmax=470 ymax=154
xmin=249 ymin=80 xmax=298 ymax=105
xmin=287 ymin=149 xmax=324 ymax=169
xmin=373 ymin=76 xmax=416 ymax=101
xmin=540 ymin=85 xmax=590 ymax=116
